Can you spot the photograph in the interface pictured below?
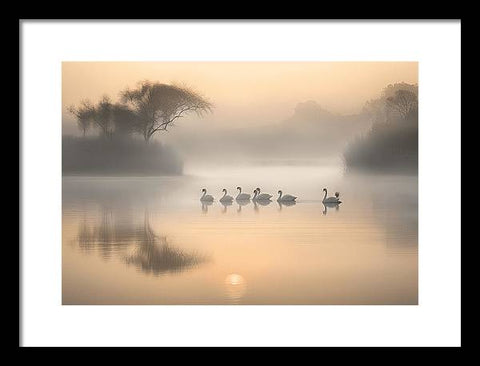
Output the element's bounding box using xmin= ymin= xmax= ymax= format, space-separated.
xmin=62 ymin=61 xmax=419 ymax=305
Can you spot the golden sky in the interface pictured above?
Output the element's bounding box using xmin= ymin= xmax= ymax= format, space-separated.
xmin=63 ymin=62 xmax=418 ymax=129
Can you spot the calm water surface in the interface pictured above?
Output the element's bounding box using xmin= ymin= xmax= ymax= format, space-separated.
xmin=62 ymin=164 xmax=418 ymax=304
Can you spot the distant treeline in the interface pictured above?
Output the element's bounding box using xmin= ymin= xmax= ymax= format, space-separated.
xmin=62 ymin=136 xmax=183 ymax=176
xmin=168 ymin=100 xmax=371 ymax=162
xmin=343 ymin=83 xmax=418 ymax=174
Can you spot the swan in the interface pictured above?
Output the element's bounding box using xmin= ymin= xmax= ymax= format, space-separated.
xmin=254 ymin=187 xmax=273 ymax=201
xmin=219 ymin=188 xmax=234 ymax=203
xmin=255 ymin=198 xmax=271 ymax=206
xmin=253 ymin=195 xmax=272 ymax=212
xmin=322 ymin=202 xmax=340 ymax=215
xmin=277 ymin=190 xmax=297 ymax=202
xmin=200 ymin=188 xmax=214 ymax=202
xmin=236 ymin=186 xmax=251 ymax=200
xmin=322 ymin=188 xmax=341 ymax=204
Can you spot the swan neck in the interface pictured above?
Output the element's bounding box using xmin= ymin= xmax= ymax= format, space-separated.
xmin=202 ymin=190 xmax=206 ymax=198
xmin=278 ymin=191 xmax=282 ymax=199
xmin=253 ymin=190 xmax=258 ymax=199
xmin=323 ymin=190 xmax=327 ymax=201
xmin=222 ymin=191 xmax=226 ymax=198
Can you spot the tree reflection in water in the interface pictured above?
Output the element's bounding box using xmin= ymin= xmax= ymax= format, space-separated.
xmin=125 ymin=212 xmax=207 ymax=275
xmin=76 ymin=210 xmax=132 ymax=259
xmin=76 ymin=210 xmax=208 ymax=275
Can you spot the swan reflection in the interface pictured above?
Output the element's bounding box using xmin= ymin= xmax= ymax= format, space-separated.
xmin=255 ymin=199 xmax=271 ymax=206
xmin=236 ymin=199 xmax=250 ymax=213
xmin=253 ymin=200 xmax=271 ymax=212
xmin=277 ymin=200 xmax=297 ymax=210
xmin=322 ymin=202 xmax=340 ymax=215
xmin=201 ymin=200 xmax=213 ymax=213
xmin=220 ymin=200 xmax=233 ymax=213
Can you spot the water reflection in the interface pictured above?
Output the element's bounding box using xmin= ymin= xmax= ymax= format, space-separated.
xmin=75 ymin=210 xmax=208 ymax=275
xmin=224 ymin=273 xmax=247 ymax=304
xmin=220 ymin=200 xmax=233 ymax=213
xmin=64 ymin=171 xmax=418 ymax=304
xmin=236 ymin=199 xmax=250 ymax=213
xmin=348 ymin=174 xmax=418 ymax=251
xmin=253 ymin=200 xmax=271 ymax=212
xmin=126 ymin=214 xmax=207 ymax=275
xmin=255 ymin=200 xmax=271 ymax=207
xmin=277 ymin=200 xmax=297 ymax=210
xmin=201 ymin=201 xmax=213 ymax=213
xmin=76 ymin=210 xmax=134 ymax=259
xmin=322 ymin=202 xmax=340 ymax=215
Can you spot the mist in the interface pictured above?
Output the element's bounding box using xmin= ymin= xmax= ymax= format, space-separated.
xmin=62 ymin=62 xmax=417 ymax=174
xmin=62 ymin=62 xmax=419 ymax=305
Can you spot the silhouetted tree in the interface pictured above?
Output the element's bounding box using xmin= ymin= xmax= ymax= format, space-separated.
xmin=344 ymin=84 xmax=418 ymax=173
xmin=68 ymin=100 xmax=95 ymax=137
xmin=93 ymin=96 xmax=115 ymax=138
xmin=362 ymin=83 xmax=418 ymax=124
xmin=120 ymin=81 xmax=213 ymax=142
xmin=70 ymin=96 xmax=138 ymax=138
xmin=111 ymin=104 xmax=137 ymax=137
xmin=69 ymin=96 xmax=114 ymax=138
xmin=386 ymin=90 xmax=418 ymax=120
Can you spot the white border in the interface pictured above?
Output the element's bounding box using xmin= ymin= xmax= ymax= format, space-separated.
xmin=20 ymin=20 xmax=461 ymax=347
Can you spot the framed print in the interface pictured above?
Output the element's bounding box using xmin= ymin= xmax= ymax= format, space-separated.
xmin=20 ymin=20 xmax=461 ymax=347
xmin=62 ymin=61 xmax=418 ymax=306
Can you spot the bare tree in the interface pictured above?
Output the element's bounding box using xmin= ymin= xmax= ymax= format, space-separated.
xmin=111 ymin=103 xmax=137 ymax=137
xmin=121 ymin=81 xmax=213 ymax=142
xmin=386 ymin=90 xmax=418 ymax=120
xmin=94 ymin=96 xmax=116 ymax=138
xmin=69 ymin=96 xmax=117 ymax=138
xmin=362 ymin=83 xmax=418 ymax=124
xmin=68 ymin=100 xmax=94 ymax=137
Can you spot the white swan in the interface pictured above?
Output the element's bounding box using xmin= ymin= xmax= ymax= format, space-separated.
xmin=219 ymin=188 xmax=234 ymax=203
xmin=322 ymin=188 xmax=341 ymax=203
xmin=322 ymin=202 xmax=340 ymax=215
xmin=236 ymin=186 xmax=251 ymax=200
xmin=200 ymin=188 xmax=214 ymax=202
xmin=277 ymin=190 xmax=297 ymax=202
xmin=254 ymin=187 xmax=273 ymax=201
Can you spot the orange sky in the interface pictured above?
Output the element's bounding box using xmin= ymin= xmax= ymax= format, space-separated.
xmin=62 ymin=62 xmax=418 ymax=129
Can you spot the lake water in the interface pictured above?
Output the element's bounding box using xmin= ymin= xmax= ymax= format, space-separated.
xmin=62 ymin=163 xmax=418 ymax=304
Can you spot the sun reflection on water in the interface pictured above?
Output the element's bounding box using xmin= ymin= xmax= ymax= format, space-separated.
xmin=224 ymin=273 xmax=247 ymax=304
